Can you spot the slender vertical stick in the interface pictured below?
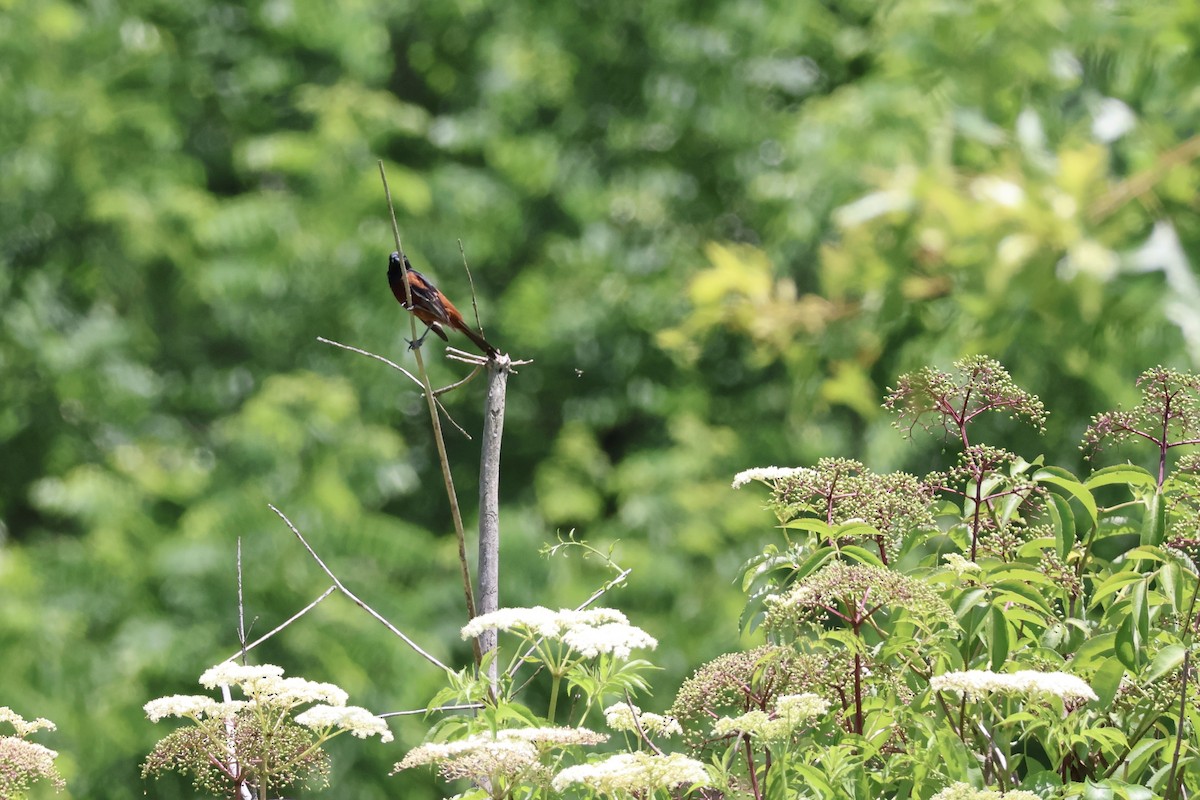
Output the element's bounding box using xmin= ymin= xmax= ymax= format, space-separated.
xmin=478 ymin=356 xmax=510 ymax=690
xmin=378 ymin=162 xmax=481 ymax=665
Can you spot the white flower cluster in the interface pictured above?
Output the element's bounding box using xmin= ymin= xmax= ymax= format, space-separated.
xmin=145 ymin=661 xmax=392 ymax=741
xmin=604 ymin=703 xmax=682 ymax=738
xmin=461 ymin=607 xmax=656 ymax=660
xmin=395 ymin=727 xmax=606 ymax=783
xmin=930 ymin=670 xmax=1097 ymax=704
xmin=496 ymin=726 xmax=608 ymax=747
xmin=0 ymin=707 xmax=57 ymax=738
xmin=931 ymin=781 xmax=1041 ymax=800
xmin=711 ymin=693 xmax=829 ymax=740
xmin=294 ymin=705 xmax=394 ymax=741
xmin=942 ymin=553 xmax=981 ymax=576
xmin=397 ymin=736 xmax=540 ymax=778
xmin=552 ymin=751 xmax=710 ymax=794
xmin=199 ymin=662 xmax=348 ymax=708
xmin=731 ymin=466 xmax=811 ymax=489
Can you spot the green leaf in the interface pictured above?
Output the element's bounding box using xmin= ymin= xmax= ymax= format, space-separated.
xmin=1082 ymin=779 xmax=1115 ymax=800
xmin=1072 ymin=632 xmax=1117 ymax=670
xmin=1046 ymin=492 xmax=1077 ymax=561
xmin=1036 ymin=467 xmax=1098 ymax=530
xmin=1140 ymin=489 xmax=1166 ymax=546
xmin=1115 ymin=614 xmax=1140 ymax=671
xmin=783 ymin=518 xmax=834 ymax=536
xmin=1146 ymin=644 xmax=1186 ymax=683
xmin=1085 ymin=464 xmax=1158 ymax=491
xmin=838 ymin=543 xmax=886 ymax=567
xmin=1130 ymin=581 xmax=1150 ymax=648
xmin=989 ymin=604 xmax=1009 ymax=671
xmin=1090 ymin=571 xmax=1145 ymax=609
xmin=1091 ymin=657 xmax=1126 ymax=708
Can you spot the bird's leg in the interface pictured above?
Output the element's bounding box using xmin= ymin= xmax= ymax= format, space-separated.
xmin=406 ymin=324 xmax=435 ymax=350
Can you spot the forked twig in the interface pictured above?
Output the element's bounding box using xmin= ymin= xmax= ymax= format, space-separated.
xmin=317 ymin=336 xmax=470 ymax=439
xmin=222 ymin=586 xmax=337 ymax=664
xmin=268 ymin=503 xmax=451 ymax=672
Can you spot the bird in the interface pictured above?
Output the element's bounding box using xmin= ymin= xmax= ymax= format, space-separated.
xmin=387 ymin=251 xmax=498 ymax=358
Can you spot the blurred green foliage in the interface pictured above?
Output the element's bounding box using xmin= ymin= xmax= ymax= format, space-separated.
xmin=1 ymin=0 xmax=1197 ymax=796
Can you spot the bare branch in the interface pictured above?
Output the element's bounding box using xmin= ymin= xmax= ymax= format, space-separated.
xmin=380 ymin=703 xmax=484 ymax=718
xmin=223 ymin=586 xmax=337 ymax=664
xmin=268 ymin=503 xmax=451 ymax=673
xmin=317 ymin=336 xmax=471 ymax=440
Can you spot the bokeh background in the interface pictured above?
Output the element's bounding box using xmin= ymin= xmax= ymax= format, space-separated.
xmin=3 ymin=0 xmax=1199 ymax=796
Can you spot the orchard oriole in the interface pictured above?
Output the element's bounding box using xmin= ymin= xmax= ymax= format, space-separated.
xmin=387 ymin=251 xmax=498 ymax=357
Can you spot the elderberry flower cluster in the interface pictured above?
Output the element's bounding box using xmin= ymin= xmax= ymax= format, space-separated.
xmin=931 ymin=782 xmax=1042 ymax=800
xmin=930 ymin=669 xmax=1097 ymax=705
xmin=671 ymin=645 xmax=838 ymax=752
xmin=711 ymin=693 xmax=829 ymax=740
xmin=551 ymin=751 xmax=710 ymax=795
xmin=942 ymin=552 xmax=980 ymax=576
xmin=142 ymin=662 xmax=392 ymax=797
xmin=462 ymin=606 xmax=657 ymax=659
xmin=764 ymin=561 xmax=954 ymax=632
xmin=394 ymin=727 xmax=607 ymax=784
xmin=731 ymin=466 xmax=813 ymax=489
xmin=604 ymin=703 xmax=682 ymax=738
xmin=0 ymin=707 xmax=65 ymax=797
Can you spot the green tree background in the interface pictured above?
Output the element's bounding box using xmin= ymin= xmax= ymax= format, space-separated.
xmin=2 ymin=0 xmax=1197 ymax=796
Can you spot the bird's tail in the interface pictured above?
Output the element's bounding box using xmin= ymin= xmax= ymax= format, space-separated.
xmin=460 ymin=325 xmax=499 ymax=358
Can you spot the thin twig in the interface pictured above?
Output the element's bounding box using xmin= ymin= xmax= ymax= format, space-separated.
xmin=380 ymin=703 xmax=484 ymax=718
xmin=458 ymin=239 xmax=488 ymax=341
xmin=223 ymin=586 xmax=337 ymax=664
xmin=623 ymin=690 xmax=665 ymax=756
xmin=268 ymin=503 xmax=451 ymax=672
xmin=237 ymin=538 xmax=248 ymax=663
xmin=317 ymin=335 xmax=470 ymax=439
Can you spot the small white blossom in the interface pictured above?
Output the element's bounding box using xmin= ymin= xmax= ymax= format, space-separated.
xmin=931 ymin=669 xmax=1097 ymax=704
xmin=931 ymin=783 xmax=1041 ymax=800
xmin=462 ymin=607 xmax=631 ymax=640
xmin=0 ymin=708 xmax=57 ymax=737
xmin=463 ymin=607 xmax=652 ymax=660
xmin=943 ymin=553 xmax=981 ymax=576
xmin=604 ymin=704 xmax=682 ymax=738
xmin=732 ymin=466 xmax=811 ymax=489
xmin=1092 ymin=97 xmax=1136 ymax=142
xmin=497 ymin=726 xmax=607 ymax=747
xmin=552 ymin=752 xmax=710 ymax=794
xmin=774 ymin=693 xmax=830 ymax=721
xmin=144 ymin=695 xmax=221 ymax=722
xmin=713 ymin=710 xmax=772 ymax=738
xmin=295 ymin=705 xmax=393 ymax=742
xmin=561 ymin=622 xmax=657 ymax=659
xmin=199 ymin=661 xmax=285 ymax=690
xmin=970 ymin=176 xmax=1024 ymax=208
xmin=394 ymin=735 xmax=542 ymax=783
xmin=713 ymin=694 xmax=828 ymax=740
xmin=260 ymin=677 xmax=349 ymax=709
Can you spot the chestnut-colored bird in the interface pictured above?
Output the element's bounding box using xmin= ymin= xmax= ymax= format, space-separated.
xmin=387 ymin=251 xmax=498 ymax=357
